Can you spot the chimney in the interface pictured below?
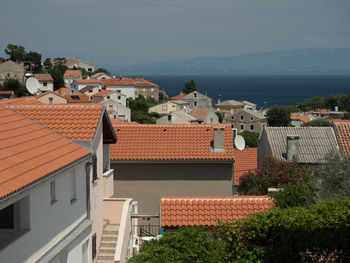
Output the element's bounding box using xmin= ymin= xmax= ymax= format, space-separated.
xmin=286 ymin=135 xmax=300 ymax=162
xmin=213 ymin=127 xmax=225 ymax=152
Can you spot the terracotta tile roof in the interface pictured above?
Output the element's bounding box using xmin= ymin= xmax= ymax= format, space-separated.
xmin=0 ymin=106 xmax=91 ymax=200
xmin=0 ymin=91 xmax=14 ymax=95
xmin=333 ymin=120 xmax=350 ymax=153
xmin=234 ymin=148 xmax=257 ymax=185
xmin=34 ymin=73 xmax=53 ymax=82
xmin=101 ymin=78 xmax=136 ymax=87
xmin=0 ymin=97 xmax=42 ymax=105
xmin=189 ymin=108 xmax=211 ymax=121
xmin=161 ymin=196 xmax=274 ymax=227
xmin=75 ymin=79 xmax=102 ymax=84
xmin=92 ymin=90 xmax=113 ymax=97
xmin=66 ymin=94 xmax=91 ymax=103
xmin=170 ymin=94 xmax=186 ymax=100
xmin=290 ymin=112 xmax=311 ymax=123
xmin=7 ymin=104 xmax=104 ymax=141
xmin=64 ymin=70 xmax=82 ymax=78
xmin=134 ymin=78 xmax=159 ymax=88
xmin=54 ymin=87 xmax=73 ymax=96
xmin=110 ymin=124 xmax=234 ymax=161
xmin=79 ymin=85 xmax=99 ymax=94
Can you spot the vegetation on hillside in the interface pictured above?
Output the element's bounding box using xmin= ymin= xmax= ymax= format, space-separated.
xmin=182 ymin=80 xmax=197 ymax=94
xmin=266 ymin=105 xmax=291 ymax=126
xmin=0 ymin=79 xmax=28 ymax=97
xmin=239 ymin=131 xmax=259 ymax=147
xmin=127 ymin=95 xmax=157 ymax=124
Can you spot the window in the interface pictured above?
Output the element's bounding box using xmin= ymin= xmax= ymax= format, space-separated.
xmin=92 ymin=156 xmax=98 ymax=182
xmin=118 ymin=96 xmax=121 ymax=100
xmin=88 ymin=68 xmax=93 ymax=72
xmin=168 ymin=115 xmax=172 ymax=121
xmin=7 ymin=73 xmax=10 ymax=78
xmin=231 ymin=116 xmax=234 ymax=120
xmin=89 ymin=89 xmax=93 ymax=93
xmin=0 ymin=204 xmax=14 ymax=229
xmin=210 ymin=118 xmax=213 ymax=123
xmin=162 ymin=105 xmax=167 ymax=111
xmin=50 ymin=181 xmax=56 ymax=204
xmin=117 ymin=90 xmax=121 ymax=93
xmin=240 ymin=124 xmax=244 ymax=130
xmin=241 ymin=115 xmax=244 ymax=120
xmin=250 ymin=124 xmax=254 ymax=130
xmin=49 ymin=97 xmax=53 ymax=104
xmin=194 ymin=92 xmax=197 ymax=98
xmin=151 ymin=88 xmax=154 ymax=92
xmin=71 ymin=174 xmax=77 ymax=204
xmin=107 ymin=96 xmax=110 ymax=99
xmin=251 ymin=116 xmax=253 ymax=120
xmin=43 ymin=82 xmax=47 ymax=87
xmin=109 ymin=105 xmax=113 ymax=108
xmin=194 ymin=102 xmax=197 ymax=107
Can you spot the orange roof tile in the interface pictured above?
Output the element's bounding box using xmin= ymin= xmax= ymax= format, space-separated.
xmin=333 ymin=120 xmax=350 ymax=153
xmin=79 ymin=85 xmax=99 ymax=94
xmin=160 ymin=196 xmax=274 ymax=227
xmin=75 ymin=79 xmax=102 ymax=84
xmin=290 ymin=112 xmax=311 ymax=123
xmin=54 ymin=87 xmax=74 ymax=96
xmin=134 ymin=78 xmax=159 ymax=88
xmin=0 ymin=97 xmax=43 ymax=105
xmin=0 ymin=106 xmax=91 ymax=200
xmin=34 ymin=73 xmax=53 ymax=81
xmin=189 ymin=108 xmax=211 ymax=121
xmin=234 ymin=148 xmax=257 ymax=185
xmin=7 ymin=104 xmax=104 ymax=141
xmin=110 ymin=124 xmax=234 ymax=161
xmin=170 ymin=94 xmax=186 ymax=100
xmin=92 ymin=90 xmax=113 ymax=97
xmin=101 ymin=78 xmax=136 ymax=87
xmin=64 ymin=70 xmax=82 ymax=78
xmin=66 ymin=94 xmax=91 ymax=103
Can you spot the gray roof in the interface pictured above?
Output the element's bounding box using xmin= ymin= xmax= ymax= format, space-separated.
xmin=216 ymin=100 xmax=244 ymax=107
xmin=265 ymin=127 xmax=339 ymax=164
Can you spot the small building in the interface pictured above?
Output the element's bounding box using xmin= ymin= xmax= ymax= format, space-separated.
xmin=79 ymin=85 xmax=101 ymax=98
xmin=258 ymin=127 xmax=339 ymax=167
xmin=71 ymin=79 xmax=103 ymax=91
xmin=66 ymin=93 xmax=91 ymax=103
xmin=54 ymin=87 xmax=76 ymax=96
xmin=36 ymin=91 xmax=67 ymax=104
xmin=0 ymin=91 xmax=15 ymax=99
xmin=54 ymin=58 xmax=94 ymax=72
xmin=149 ymin=101 xmax=188 ymax=115
xmin=90 ymin=72 xmax=112 ymax=80
xmin=110 ymin=124 xmax=234 ymax=214
xmin=134 ymin=77 xmax=160 ymax=101
xmin=64 ymin=70 xmax=82 ymax=88
xmin=242 ymin=100 xmax=257 ymax=111
xmin=160 ymin=196 xmax=273 ymax=229
xmin=92 ymin=90 xmax=127 ymax=107
xmin=34 ymin=73 xmax=54 ymax=92
xmin=224 ymin=109 xmax=267 ymax=135
xmin=170 ymin=91 xmax=212 ymax=109
xmin=189 ymin=108 xmax=219 ymax=124
xmin=215 ymin=100 xmax=245 ymax=117
xmin=102 ymin=77 xmax=138 ymax=99
xmin=102 ymin=98 xmax=131 ymax=122
xmin=156 ymin=111 xmax=197 ymax=124
xmin=0 ymin=60 xmax=24 ymax=84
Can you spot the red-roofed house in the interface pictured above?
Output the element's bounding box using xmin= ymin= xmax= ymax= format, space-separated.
xmin=54 ymin=87 xmax=76 ymax=96
xmin=160 ymin=196 xmax=274 ymax=228
xmin=34 ymin=73 xmax=54 ymax=92
xmin=36 ymin=90 xmax=68 ymax=104
xmin=133 ymin=77 xmax=160 ymax=101
xmin=66 ymin=93 xmax=91 ymax=103
xmin=92 ymin=90 xmax=127 ymax=107
xmin=71 ymin=79 xmax=103 ymax=91
xmin=63 ymin=70 xmax=82 ymax=88
xmin=110 ymin=124 xmax=234 ymax=214
xmin=102 ymin=77 xmax=138 ymax=99
xmin=79 ymin=85 xmax=101 ymax=98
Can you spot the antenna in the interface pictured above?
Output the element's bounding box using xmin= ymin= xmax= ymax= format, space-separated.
xmin=26 ymin=77 xmax=40 ymax=94
xmin=234 ymin=135 xmax=246 ymax=151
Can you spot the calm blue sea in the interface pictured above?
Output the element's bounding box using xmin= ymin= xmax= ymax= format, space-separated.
xmin=141 ymin=75 xmax=350 ymax=108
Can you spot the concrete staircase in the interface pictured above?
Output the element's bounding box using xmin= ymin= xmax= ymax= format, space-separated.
xmin=96 ymin=221 xmax=120 ymax=263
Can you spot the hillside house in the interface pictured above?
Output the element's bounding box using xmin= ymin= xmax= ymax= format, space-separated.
xmin=102 ymin=78 xmax=138 ymax=99
xmin=171 ymin=91 xmax=212 ymax=109
xmin=64 ymin=70 xmax=82 ymax=88
xmin=34 ymin=73 xmax=54 ymax=92
xmin=215 ymin=100 xmax=245 ymax=117
xmin=53 ymin=58 xmax=94 ymax=72
xmin=110 ymin=124 xmax=234 ymax=215
xmin=79 ymin=85 xmax=101 ymax=98
xmin=156 ymin=111 xmax=197 ymax=124
xmin=54 ymin=87 xmax=76 ymax=96
xmin=0 ymin=60 xmax=24 ymax=85
xmin=148 ymin=100 xmax=189 ymax=115
xmin=71 ymin=79 xmax=103 ymax=91
xmin=189 ymin=108 xmax=219 ymax=124
xmin=36 ymin=91 xmax=67 ymax=104
xmin=102 ymin=99 xmax=131 ymax=122
xmin=134 ymin=77 xmax=160 ymax=101
xmin=92 ymin=90 xmax=127 ymax=107
xmin=90 ymin=72 xmax=111 ymax=80
xmin=224 ymin=109 xmax=267 ymax=135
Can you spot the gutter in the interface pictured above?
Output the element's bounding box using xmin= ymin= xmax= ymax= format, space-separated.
xmin=110 ymin=159 xmax=234 ymax=164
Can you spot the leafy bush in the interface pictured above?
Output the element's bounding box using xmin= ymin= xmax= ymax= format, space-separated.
xmin=301 ymin=119 xmax=331 ymax=127
xmin=266 ymin=105 xmax=291 ymax=126
xmin=128 ymin=227 xmax=224 ymax=263
xmin=1 ymin=78 xmax=28 ymax=97
xmin=238 ymin=157 xmax=316 ymax=196
xmin=215 ymin=198 xmax=350 ymax=262
xmin=239 ymin=130 xmax=259 ymax=147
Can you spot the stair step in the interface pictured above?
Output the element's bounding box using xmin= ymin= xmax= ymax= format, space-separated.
xmin=96 ymin=261 xmax=114 ymax=263
xmin=100 ymin=240 xmax=117 ymax=247
xmin=99 ymin=248 xmax=115 ymax=254
xmin=97 ymin=254 xmax=115 ymax=260
xmin=103 ymin=230 xmax=119 ymax=235
xmin=104 ymin=225 xmax=120 ymax=231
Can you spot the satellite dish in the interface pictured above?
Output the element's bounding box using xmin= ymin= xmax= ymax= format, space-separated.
xmin=235 ymin=135 xmax=246 ymax=151
xmin=26 ymin=77 xmax=40 ymax=95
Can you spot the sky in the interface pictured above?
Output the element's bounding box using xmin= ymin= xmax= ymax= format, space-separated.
xmin=0 ymin=0 xmax=349 ymax=66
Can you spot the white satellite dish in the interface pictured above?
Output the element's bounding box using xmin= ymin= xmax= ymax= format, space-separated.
xmin=234 ymin=135 xmax=246 ymax=151
xmin=26 ymin=77 xmax=40 ymax=94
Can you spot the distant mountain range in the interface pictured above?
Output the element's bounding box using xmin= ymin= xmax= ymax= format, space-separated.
xmin=105 ymin=48 xmax=350 ymax=75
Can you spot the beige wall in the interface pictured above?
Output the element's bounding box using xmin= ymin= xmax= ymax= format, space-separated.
xmin=112 ymin=162 xmax=233 ymax=214
xmin=39 ymin=81 xmax=54 ymax=92
xmin=37 ymin=93 xmax=67 ymax=104
xmin=149 ymin=101 xmax=180 ymax=114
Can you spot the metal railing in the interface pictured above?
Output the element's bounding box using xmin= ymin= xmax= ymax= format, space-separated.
xmin=134 ymin=224 xmax=160 ymax=237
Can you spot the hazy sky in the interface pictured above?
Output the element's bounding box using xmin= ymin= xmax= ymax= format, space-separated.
xmin=1 ymin=0 xmax=349 ymax=66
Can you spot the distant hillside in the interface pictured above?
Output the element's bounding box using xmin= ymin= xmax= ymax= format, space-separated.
xmin=107 ymin=48 xmax=350 ymax=75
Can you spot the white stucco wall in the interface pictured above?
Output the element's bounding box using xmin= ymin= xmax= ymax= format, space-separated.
xmin=106 ymin=86 xmax=137 ymax=99
xmin=39 ymin=81 xmax=54 ymax=92
xmin=0 ymin=160 xmax=91 ymax=263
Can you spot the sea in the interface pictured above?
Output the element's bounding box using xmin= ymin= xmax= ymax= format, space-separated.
xmin=140 ymin=75 xmax=350 ymax=109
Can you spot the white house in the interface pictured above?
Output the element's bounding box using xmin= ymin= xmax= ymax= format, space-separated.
xmin=71 ymin=79 xmax=103 ymax=91
xmin=92 ymin=90 xmax=127 ymax=107
xmin=53 ymin=58 xmax=94 ymax=72
xmin=34 ymin=73 xmax=54 ymax=92
xmin=0 ymin=106 xmax=93 ymax=263
xmin=102 ymin=77 xmax=138 ymax=99
xmin=90 ymin=72 xmax=112 ymax=80
xmin=103 ymin=99 xmax=131 ymax=122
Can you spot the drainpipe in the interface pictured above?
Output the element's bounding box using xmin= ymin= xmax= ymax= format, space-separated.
xmin=85 ymin=158 xmax=93 ymax=220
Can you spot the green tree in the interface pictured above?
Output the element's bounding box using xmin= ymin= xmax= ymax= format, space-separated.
xmin=158 ymin=90 xmax=168 ymax=103
xmin=128 ymin=227 xmax=224 ymax=263
xmin=239 ymin=131 xmax=259 ymax=147
xmin=215 ymin=111 xmax=223 ymax=123
xmin=49 ymin=63 xmax=67 ymax=90
xmin=314 ymin=151 xmax=350 ymax=202
xmin=24 ymin=51 xmax=42 ymax=73
xmin=94 ymin=67 xmax=110 ymax=75
xmin=5 ymin=44 xmax=26 ymax=61
xmin=301 ymin=119 xmax=331 ymax=127
xmin=266 ymin=105 xmax=291 ymax=126
xmin=183 ymin=80 xmax=197 ymax=94
xmin=1 ymin=79 xmax=28 ymax=97
xmin=43 ymin=58 xmax=52 ymax=70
